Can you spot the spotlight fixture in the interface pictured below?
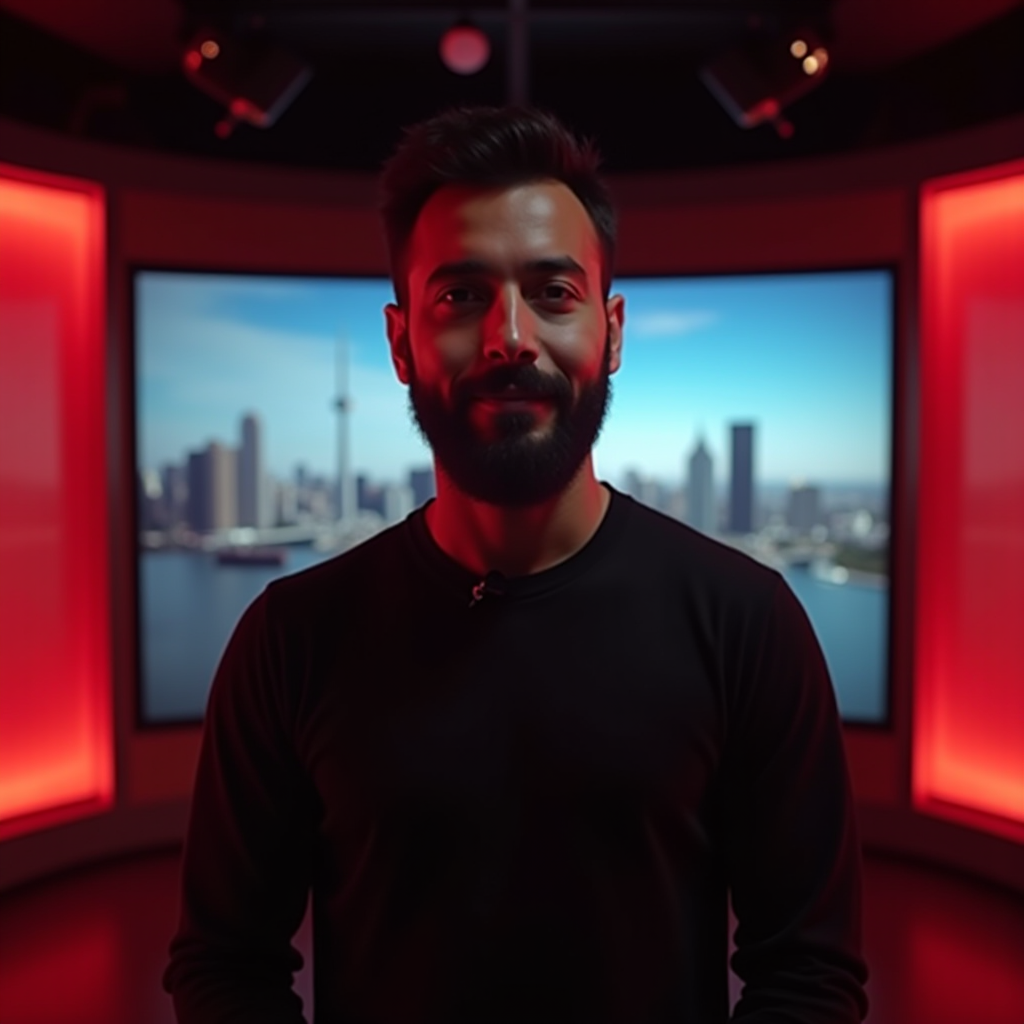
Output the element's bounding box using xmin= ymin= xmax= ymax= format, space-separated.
xmin=700 ymin=27 xmax=830 ymax=138
xmin=182 ymin=27 xmax=311 ymax=137
xmin=439 ymin=19 xmax=491 ymax=75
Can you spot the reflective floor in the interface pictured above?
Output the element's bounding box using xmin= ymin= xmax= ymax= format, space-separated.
xmin=0 ymin=847 xmax=1022 ymax=1023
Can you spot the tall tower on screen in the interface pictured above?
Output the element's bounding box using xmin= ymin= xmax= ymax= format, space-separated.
xmin=238 ymin=412 xmax=267 ymax=528
xmin=728 ymin=423 xmax=755 ymax=534
xmin=686 ymin=436 xmax=715 ymax=535
xmin=208 ymin=442 xmax=238 ymax=530
xmin=187 ymin=441 xmax=238 ymax=532
xmin=335 ymin=334 xmax=357 ymax=523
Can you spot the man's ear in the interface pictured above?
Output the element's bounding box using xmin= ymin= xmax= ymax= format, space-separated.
xmin=606 ymin=292 xmax=625 ymax=375
xmin=384 ymin=303 xmax=411 ymax=385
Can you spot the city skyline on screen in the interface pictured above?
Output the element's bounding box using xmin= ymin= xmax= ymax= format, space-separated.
xmin=135 ymin=268 xmax=893 ymax=492
xmin=135 ymin=267 xmax=894 ymax=725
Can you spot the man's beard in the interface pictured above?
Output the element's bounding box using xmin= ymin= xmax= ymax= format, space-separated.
xmin=407 ymin=337 xmax=613 ymax=507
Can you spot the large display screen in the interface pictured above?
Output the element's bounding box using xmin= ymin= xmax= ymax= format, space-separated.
xmin=133 ymin=268 xmax=893 ymax=727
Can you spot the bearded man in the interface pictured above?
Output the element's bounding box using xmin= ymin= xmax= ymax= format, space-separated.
xmin=165 ymin=106 xmax=869 ymax=1024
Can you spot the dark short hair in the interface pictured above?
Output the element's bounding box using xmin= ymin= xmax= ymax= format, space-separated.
xmin=380 ymin=105 xmax=616 ymax=306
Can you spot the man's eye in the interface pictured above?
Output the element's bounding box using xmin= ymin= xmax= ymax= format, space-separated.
xmin=439 ymin=286 xmax=481 ymax=305
xmin=537 ymin=283 xmax=576 ymax=305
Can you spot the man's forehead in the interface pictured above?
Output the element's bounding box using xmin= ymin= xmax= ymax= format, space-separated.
xmin=408 ymin=180 xmax=601 ymax=272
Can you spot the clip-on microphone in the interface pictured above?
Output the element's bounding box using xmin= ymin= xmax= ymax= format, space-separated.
xmin=468 ymin=570 xmax=507 ymax=608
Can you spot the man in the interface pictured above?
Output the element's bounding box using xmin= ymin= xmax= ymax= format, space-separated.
xmin=164 ymin=106 xmax=869 ymax=1023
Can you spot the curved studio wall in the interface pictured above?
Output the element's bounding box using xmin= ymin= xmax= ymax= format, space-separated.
xmin=1 ymin=112 xmax=1022 ymax=893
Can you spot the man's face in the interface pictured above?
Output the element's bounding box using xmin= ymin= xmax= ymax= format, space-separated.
xmin=385 ymin=180 xmax=624 ymax=507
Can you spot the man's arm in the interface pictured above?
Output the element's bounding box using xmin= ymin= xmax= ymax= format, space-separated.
xmin=723 ymin=578 xmax=869 ymax=1023
xmin=163 ymin=590 xmax=317 ymax=1024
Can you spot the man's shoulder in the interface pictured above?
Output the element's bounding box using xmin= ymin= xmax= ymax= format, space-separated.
xmin=615 ymin=494 xmax=781 ymax=605
xmin=263 ymin=516 xmax=414 ymax=614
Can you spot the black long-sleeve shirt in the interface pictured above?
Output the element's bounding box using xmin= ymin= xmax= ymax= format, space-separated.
xmin=164 ymin=486 xmax=869 ymax=1023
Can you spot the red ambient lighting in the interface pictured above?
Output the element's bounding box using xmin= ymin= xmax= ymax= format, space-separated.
xmin=915 ymin=162 xmax=1024 ymax=837
xmin=0 ymin=166 xmax=113 ymax=836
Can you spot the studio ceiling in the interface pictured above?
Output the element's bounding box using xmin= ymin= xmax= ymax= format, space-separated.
xmin=1 ymin=0 xmax=1021 ymax=172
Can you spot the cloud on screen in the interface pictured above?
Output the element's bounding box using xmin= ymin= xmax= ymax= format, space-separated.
xmin=627 ymin=309 xmax=719 ymax=339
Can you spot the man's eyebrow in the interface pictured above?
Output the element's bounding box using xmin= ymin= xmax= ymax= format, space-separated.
xmin=424 ymin=256 xmax=588 ymax=288
xmin=523 ymin=256 xmax=587 ymax=277
xmin=425 ymin=259 xmax=492 ymax=287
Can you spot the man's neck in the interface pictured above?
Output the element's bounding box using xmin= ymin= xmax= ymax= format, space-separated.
xmin=424 ymin=459 xmax=611 ymax=578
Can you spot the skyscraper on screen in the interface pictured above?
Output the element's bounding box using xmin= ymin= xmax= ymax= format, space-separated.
xmin=186 ymin=442 xmax=237 ymax=532
xmin=728 ymin=423 xmax=755 ymax=534
xmin=686 ymin=437 xmax=715 ymax=535
xmin=238 ymin=412 xmax=266 ymax=528
xmin=788 ymin=483 xmax=823 ymax=534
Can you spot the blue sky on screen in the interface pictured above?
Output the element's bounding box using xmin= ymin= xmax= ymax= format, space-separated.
xmin=136 ymin=269 xmax=892 ymax=488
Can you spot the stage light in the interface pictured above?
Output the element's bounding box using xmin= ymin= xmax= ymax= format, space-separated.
xmin=182 ymin=27 xmax=311 ymax=136
xmin=700 ymin=26 xmax=830 ymax=137
xmin=440 ymin=20 xmax=490 ymax=75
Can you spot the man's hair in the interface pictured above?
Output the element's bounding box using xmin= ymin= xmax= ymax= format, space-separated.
xmin=380 ymin=105 xmax=616 ymax=306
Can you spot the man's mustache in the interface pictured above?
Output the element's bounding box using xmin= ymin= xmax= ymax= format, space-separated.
xmin=453 ymin=363 xmax=572 ymax=406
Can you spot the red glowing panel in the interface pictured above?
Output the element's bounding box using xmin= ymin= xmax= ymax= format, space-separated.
xmin=914 ymin=163 xmax=1024 ymax=834
xmin=0 ymin=166 xmax=112 ymax=832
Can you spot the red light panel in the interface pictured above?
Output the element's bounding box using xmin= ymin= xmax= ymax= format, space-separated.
xmin=915 ymin=164 xmax=1024 ymax=835
xmin=0 ymin=166 xmax=113 ymax=833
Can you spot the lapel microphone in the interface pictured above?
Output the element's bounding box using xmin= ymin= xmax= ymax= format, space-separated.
xmin=468 ymin=570 xmax=507 ymax=608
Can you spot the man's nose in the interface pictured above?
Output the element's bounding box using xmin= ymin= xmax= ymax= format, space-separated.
xmin=483 ymin=284 xmax=538 ymax=362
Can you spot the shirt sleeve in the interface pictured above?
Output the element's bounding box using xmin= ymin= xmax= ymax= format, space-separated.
xmin=722 ymin=577 xmax=870 ymax=1023
xmin=163 ymin=589 xmax=318 ymax=1024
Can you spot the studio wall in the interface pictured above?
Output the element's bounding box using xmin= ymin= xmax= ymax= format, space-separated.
xmin=0 ymin=112 xmax=1022 ymax=893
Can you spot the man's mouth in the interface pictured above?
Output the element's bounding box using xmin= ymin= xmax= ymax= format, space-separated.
xmin=474 ymin=394 xmax=552 ymax=410
xmin=475 ymin=387 xmax=551 ymax=402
